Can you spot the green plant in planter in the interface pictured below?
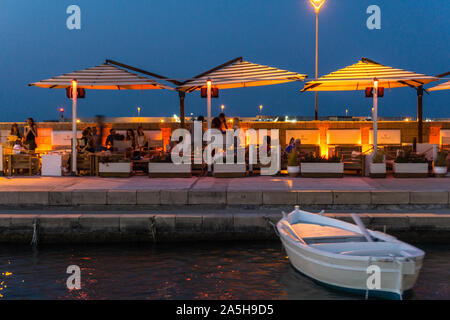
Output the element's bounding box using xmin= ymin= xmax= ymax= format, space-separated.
xmin=287 ymin=152 xmax=299 ymax=167
xmin=395 ymin=151 xmax=427 ymax=164
xmin=435 ymin=150 xmax=448 ymax=167
xmin=303 ymin=153 xmax=340 ymax=163
xmin=372 ymin=149 xmax=385 ymax=164
xmin=150 ymin=153 xmax=172 ymax=163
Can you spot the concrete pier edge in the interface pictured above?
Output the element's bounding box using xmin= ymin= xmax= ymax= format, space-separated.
xmin=0 ymin=212 xmax=449 ymax=244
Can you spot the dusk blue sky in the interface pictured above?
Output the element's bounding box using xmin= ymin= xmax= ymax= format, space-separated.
xmin=0 ymin=0 xmax=449 ymax=121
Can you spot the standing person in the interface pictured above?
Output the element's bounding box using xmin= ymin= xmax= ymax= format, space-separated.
xmin=24 ymin=118 xmax=38 ymax=152
xmin=218 ymin=113 xmax=228 ymax=134
xmin=285 ymin=138 xmax=295 ymax=154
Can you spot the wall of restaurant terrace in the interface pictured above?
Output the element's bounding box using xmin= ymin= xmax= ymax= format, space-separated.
xmin=0 ymin=121 xmax=449 ymax=153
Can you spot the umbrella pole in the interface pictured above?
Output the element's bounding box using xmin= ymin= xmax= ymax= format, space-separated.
xmin=417 ymin=86 xmax=423 ymax=143
xmin=373 ymin=79 xmax=378 ymax=153
xmin=72 ymin=81 xmax=78 ymax=175
xmin=207 ymin=80 xmax=212 ymax=174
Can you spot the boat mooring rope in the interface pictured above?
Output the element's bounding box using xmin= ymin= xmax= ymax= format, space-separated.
xmin=31 ymin=218 xmax=39 ymax=247
xmin=148 ymin=216 xmax=157 ymax=243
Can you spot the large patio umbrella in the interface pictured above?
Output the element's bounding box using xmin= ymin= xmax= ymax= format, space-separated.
xmin=301 ymin=57 xmax=438 ymax=150
xmin=429 ymin=80 xmax=450 ymax=91
xmin=177 ymin=57 xmax=307 ymax=130
xmin=29 ymin=63 xmax=173 ymax=174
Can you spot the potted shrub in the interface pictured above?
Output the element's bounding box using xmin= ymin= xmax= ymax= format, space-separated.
xmin=369 ymin=149 xmax=386 ymax=178
xmin=434 ymin=150 xmax=448 ymax=177
xmin=98 ymin=154 xmax=132 ymax=177
xmin=287 ymin=152 xmax=300 ymax=177
xmin=300 ymin=154 xmax=344 ymax=178
xmin=148 ymin=153 xmax=191 ymax=178
xmin=393 ymin=151 xmax=428 ymax=178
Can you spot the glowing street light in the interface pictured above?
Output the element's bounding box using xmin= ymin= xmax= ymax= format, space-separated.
xmin=309 ymin=0 xmax=327 ymax=120
xmin=221 ymin=104 xmax=225 ymax=112
xmin=259 ymin=105 xmax=263 ymax=115
xmin=137 ymin=106 xmax=141 ymax=117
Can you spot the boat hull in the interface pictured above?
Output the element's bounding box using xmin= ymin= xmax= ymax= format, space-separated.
xmin=276 ymin=208 xmax=424 ymax=300
xmin=281 ymin=237 xmax=422 ymax=299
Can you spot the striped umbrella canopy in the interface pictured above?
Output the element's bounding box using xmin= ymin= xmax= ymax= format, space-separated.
xmin=29 ymin=62 xmax=173 ymax=175
xmin=429 ymin=80 xmax=450 ymax=91
xmin=301 ymin=58 xmax=438 ymax=92
xmin=177 ymin=57 xmax=307 ymax=92
xmin=29 ymin=63 xmax=173 ymax=90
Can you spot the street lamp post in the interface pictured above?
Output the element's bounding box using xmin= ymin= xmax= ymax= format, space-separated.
xmin=309 ymin=0 xmax=326 ymax=120
xmin=71 ymin=79 xmax=78 ymax=175
xmin=206 ymin=79 xmax=212 ymax=174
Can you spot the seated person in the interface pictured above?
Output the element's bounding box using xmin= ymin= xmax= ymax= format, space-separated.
xmin=105 ymin=129 xmax=124 ymax=150
xmin=78 ymin=128 xmax=94 ymax=153
xmin=9 ymin=123 xmax=23 ymax=146
xmin=136 ymin=126 xmax=148 ymax=150
xmin=125 ymin=129 xmax=136 ymax=150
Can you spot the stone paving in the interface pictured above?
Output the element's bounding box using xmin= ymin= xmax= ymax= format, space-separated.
xmin=0 ymin=175 xmax=449 ymax=192
xmin=0 ymin=176 xmax=448 ymax=207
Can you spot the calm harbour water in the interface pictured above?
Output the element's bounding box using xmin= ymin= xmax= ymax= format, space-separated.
xmin=0 ymin=242 xmax=448 ymax=300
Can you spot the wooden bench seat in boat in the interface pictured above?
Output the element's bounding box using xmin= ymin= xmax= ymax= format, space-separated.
xmin=291 ymin=223 xmax=366 ymax=244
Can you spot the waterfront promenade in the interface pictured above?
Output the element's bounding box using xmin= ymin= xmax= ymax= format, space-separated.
xmin=0 ymin=175 xmax=449 ymax=208
xmin=0 ymin=176 xmax=449 ymax=244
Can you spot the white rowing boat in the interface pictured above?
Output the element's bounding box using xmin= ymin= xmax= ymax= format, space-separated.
xmin=276 ymin=206 xmax=425 ymax=300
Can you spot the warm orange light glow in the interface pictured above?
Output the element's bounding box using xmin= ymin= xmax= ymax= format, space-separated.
xmin=221 ymin=105 xmax=225 ymax=111
xmin=60 ymin=108 xmax=64 ymax=112
xmin=76 ymin=119 xmax=80 ymax=123
xmin=72 ymin=80 xmax=77 ymax=87
xmin=206 ymin=79 xmax=212 ymax=87
xmin=310 ymin=0 xmax=326 ymax=12
xmin=160 ymin=119 xmax=165 ymax=123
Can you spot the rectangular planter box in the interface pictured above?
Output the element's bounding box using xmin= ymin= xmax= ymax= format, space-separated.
xmin=301 ymin=163 xmax=344 ymax=178
xmin=148 ymin=163 xmax=191 ymax=178
xmin=99 ymin=162 xmax=132 ymax=177
xmin=393 ymin=163 xmax=428 ymax=178
xmin=42 ymin=154 xmax=63 ymax=176
xmin=213 ymin=163 xmax=246 ymax=178
xmin=369 ymin=163 xmax=386 ymax=178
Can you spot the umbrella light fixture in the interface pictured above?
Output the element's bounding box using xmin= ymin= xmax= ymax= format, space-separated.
xmin=30 ymin=63 xmax=173 ymax=174
xmin=302 ymin=57 xmax=438 ymax=151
